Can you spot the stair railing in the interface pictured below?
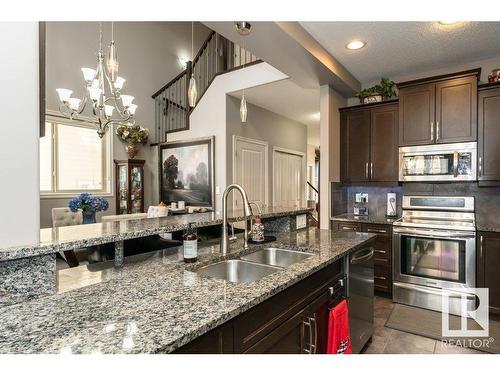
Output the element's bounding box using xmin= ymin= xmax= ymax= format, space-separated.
xmin=151 ymin=30 xmax=259 ymax=145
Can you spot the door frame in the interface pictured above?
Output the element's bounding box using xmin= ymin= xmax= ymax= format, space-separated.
xmin=272 ymin=146 xmax=307 ymax=207
xmin=232 ymin=135 xmax=269 ymax=206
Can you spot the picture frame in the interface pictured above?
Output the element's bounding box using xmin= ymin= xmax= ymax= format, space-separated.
xmin=158 ymin=136 xmax=215 ymax=208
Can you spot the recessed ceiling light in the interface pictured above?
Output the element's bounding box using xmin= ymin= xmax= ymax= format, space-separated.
xmin=346 ymin=40 xmax=366 ymax=50
xmin=439 ymin=21 xmax=459 ymax=25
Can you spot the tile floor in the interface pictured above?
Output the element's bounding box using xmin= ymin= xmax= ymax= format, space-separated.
xmin=362 ymin=296 xmax=483 ymax=354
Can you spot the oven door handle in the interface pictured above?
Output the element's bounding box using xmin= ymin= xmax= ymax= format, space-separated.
xmin=393 ymin=282 xmax=476 ymax=300
xmin=393 ymin=227 xmax=475 ymax=239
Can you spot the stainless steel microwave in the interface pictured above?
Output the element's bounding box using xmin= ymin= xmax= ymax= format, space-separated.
xmin=399 ymin=142 xmax=477 ymax=182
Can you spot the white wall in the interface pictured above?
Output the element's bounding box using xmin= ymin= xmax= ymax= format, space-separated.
xmin=162 ymin=62 xmax=288 ymax=213
xmin=0 ymin=22 xmax=40 ymax=247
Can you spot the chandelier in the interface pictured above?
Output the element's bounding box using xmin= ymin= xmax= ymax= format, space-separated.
xmin=56 ymin=22 xmax=137 ymax=138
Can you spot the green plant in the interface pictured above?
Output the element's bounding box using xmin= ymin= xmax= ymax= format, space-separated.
xmin=115 ymin=124 xmax=149 ymax=145
xmin=355 ymin=77 xmax=396 ymax=101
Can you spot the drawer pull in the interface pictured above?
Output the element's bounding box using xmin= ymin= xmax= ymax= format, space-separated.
xmin=342 ymin=226 xmax=355 ymax=230
xmin=374 ymin=276 xmax=387 ymax=281
xmin=374 ymin=250 xmax=386 ymax=254
xmin=367 ymin=228 xmax=387 ymax=234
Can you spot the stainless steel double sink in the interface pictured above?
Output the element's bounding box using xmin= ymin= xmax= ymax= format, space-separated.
xmin=195 ymin=248 xmax=314 ymax=283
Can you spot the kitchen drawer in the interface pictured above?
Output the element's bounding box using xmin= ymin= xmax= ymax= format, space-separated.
xmin=333 ymin=221 xmax=362 ymax=232
xmin=374 ymin=265 xmax=392 ymax=293
xmin=362 ymin=223 xmax=391 ymax=236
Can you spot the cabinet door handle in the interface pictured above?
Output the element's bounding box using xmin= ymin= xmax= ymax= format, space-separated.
xmin=436 ymin=121 xmax=440 ymax=142
xmin=342 ymin=226 xmax=354 ymax=230
xmin=430 ymin=122 xmax=434 ymax=142
xmin=367 ymin=228 xmax=387 ymax=234
xmin=309 ymin=314 xmax=317 ymax=354
xmin=370 ymin=162 xmax=373 ymax=179
xmin=374 ymin=249 xmax=387 ymax=254
xmin=479 ymin=157 xmax=482 ymax=176
xmin=365 ymin=162 xmax=369 ymax=179
xmin=303 ymin=319 xmax=312 ymax=354
xmin=375 ymin=276 xmax=387 ymax=280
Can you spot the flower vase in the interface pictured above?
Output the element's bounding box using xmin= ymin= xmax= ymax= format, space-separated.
xmin=82 ymin=211 xmax=96 ymax=224
xmin=126 ymin=143 xmax=139 ymax=159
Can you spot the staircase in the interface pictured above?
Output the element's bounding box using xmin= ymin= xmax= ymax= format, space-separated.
xmin=151 ymin=30 xmax=259 ymax=145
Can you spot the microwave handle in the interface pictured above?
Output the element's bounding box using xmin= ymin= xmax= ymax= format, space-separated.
xmin=453 ymin=151 xmax=459 ymax=177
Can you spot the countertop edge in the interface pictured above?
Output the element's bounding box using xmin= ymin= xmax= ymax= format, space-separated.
xmin=0 ymin=208 xmax=313 ymax=262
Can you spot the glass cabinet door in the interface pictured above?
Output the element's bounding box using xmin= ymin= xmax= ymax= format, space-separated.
xmin=130 ymin=166 xmax=143 ymax=213
xmin=118 ymin=165 xmax=128 ymax=214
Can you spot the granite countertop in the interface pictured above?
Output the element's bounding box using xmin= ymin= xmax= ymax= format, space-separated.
xmin=0 ymin=227 xmax=375 ymax=354
xmin=0 ymin=206 xmax=312 ymax=262
xmin=331 ymin=213 xmax=401 ymax=225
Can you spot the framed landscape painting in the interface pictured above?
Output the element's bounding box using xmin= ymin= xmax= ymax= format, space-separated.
xmin=158 ymin=136 xmax=215 ymax=207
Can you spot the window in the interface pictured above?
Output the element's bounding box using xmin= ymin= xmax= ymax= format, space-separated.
xmin=40 ymin=115 xmax=112 ymax=196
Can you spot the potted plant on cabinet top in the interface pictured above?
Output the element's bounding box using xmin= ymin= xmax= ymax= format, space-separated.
xmin=116 ymin=124 xmax=149 ymax=159
xmin=68 ymin=193 xmax=109 ymax=224
xmin=355 ymin=77 xmax=397 ymax=104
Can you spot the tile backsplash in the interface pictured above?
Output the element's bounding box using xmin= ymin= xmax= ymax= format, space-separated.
xmin=332 ymin=182 xmax=500 ymax=230
xmin=346 ymin=185 xmax=403 ymax=217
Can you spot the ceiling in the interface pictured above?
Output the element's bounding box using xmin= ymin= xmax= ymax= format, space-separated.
xmin=228 ymin=79 xmax=320 ymax=145
xmin=300 ymin=22 xmax=500 ymax=84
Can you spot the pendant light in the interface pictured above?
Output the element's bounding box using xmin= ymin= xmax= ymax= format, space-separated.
xmin=188 ymin=22 xmax=198 ymax=107
xmin=240 ymin=90 xmax=247 ymax=123
xmin=240 ymin=38 xmax=248 ymax=123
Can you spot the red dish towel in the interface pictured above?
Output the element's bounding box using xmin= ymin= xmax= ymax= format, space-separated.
xmin=326 ymin=299 xmax=352 ymax=354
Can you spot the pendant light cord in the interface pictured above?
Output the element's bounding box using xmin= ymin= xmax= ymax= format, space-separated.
xmin=111 ymin=21 xmax=114 ymax=42
xmin=99 ymin=22 xmax=103 ymax=52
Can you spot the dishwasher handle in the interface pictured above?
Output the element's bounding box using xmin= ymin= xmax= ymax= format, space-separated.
xmin=350 ymin=247 xmax=374 ymax=265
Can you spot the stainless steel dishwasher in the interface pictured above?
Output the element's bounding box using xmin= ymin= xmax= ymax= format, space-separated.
xmin=347 ymin=246 xmax=374 ymax=353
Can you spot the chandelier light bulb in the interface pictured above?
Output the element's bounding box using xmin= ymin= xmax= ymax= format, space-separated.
xmin=88 ymin=87 xmax=102 ymax=102
xmin=188 ymin=74 xmax=197 ymax=107
xmin=240 ymin=94 xmax=247 ymax=123
xmin=56 ymin=88 xmax=73 ymax=103
xmin=106 ymin=41 xmax=119 ymax=82
xmin=104 ymin=105 xmax=114 ymax=118
xmin=128 ymin=104 xmax=138 ymax=116
xmin=114 ymin=76 xmax=126 ymax=90
xmin=81 ymin=68 xmax=97 ymax=83
xmin=68 ymin=98 xmax=81 ymax=111
xmin=120 ymin=95 xmax=134 ymax=108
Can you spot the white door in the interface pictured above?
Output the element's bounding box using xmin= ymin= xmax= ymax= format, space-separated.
xmin=233 ymin=136 xmax=268 ymax=209
xmin=273 ymin=149 xmax=305 ymax=207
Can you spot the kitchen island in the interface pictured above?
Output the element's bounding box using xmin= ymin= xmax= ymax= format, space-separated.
xmin=0 ymin=228 xmax=375 ymax=354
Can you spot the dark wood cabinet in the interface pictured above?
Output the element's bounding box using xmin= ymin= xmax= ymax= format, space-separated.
xmin=371 ymin=106 xmax=399 ymax=181
xmin=477 ymin=231 xmax=500 ymax=316
xmin=332 ymin=221 xmax=392 ymax=295
xmin=340 ymin=102 xmax=398 ymax=183
xmin=435 ymin=76 xmax=477 ymax=143
xmin=344 ymin=109 xmax=371 ymax=182
xmin=398 ymin=83 xmax=435 ymax=146
xmin=174 ymin=258 xmax=351 ymax=354
xmin=114 ymin=159 xmax=145 ymax=214
xmin=478 ymin=86 xmax=500 ymax=181
xmin=398 ymin=69 xmax=479 ymax=146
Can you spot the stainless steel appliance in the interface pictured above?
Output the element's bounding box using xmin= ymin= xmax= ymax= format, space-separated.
xmin=347 ymin=246 xmax=374 ymax=353
xmin=393 ymin=196 xmax=476 ymax=315
xmin=399 ymin=142 xmax=477 ymax=182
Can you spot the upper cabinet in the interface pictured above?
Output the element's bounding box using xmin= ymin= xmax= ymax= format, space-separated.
xmin=398 ymin=69 xmax=479 ymax=146
xmin=340 ymin=102 xmax=399 ymax=183
xmin=478 ymin=85 xmax=500 ymax=182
